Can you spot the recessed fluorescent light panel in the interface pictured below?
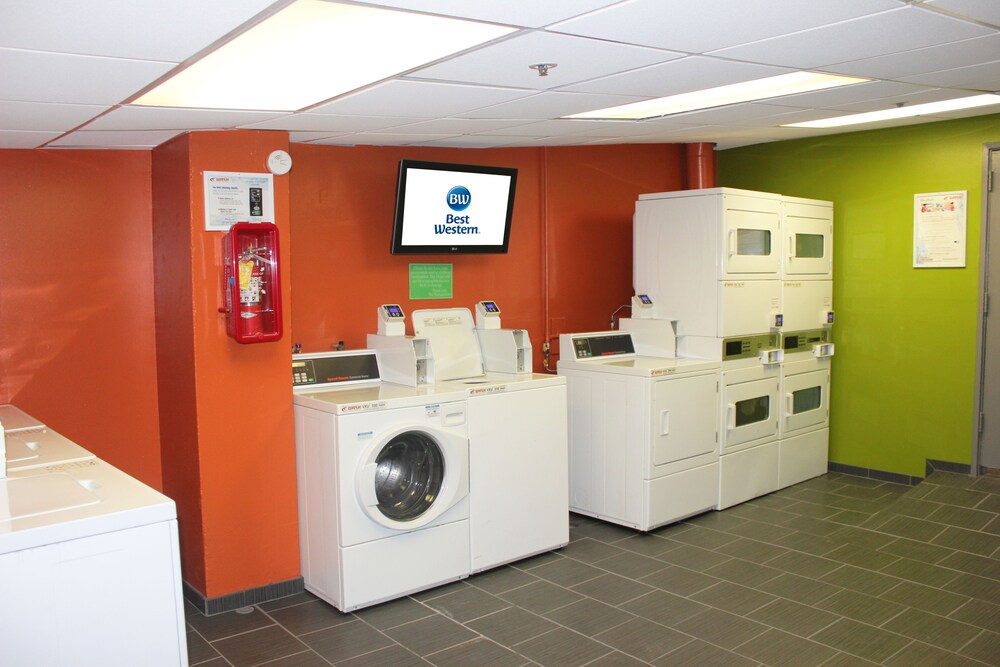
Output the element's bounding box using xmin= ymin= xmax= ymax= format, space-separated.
xmin=566 ymin=72 xmax=870 ymax=120
xmin=133 ymin=0 xmax=517 ymax=111
xmin=783 ymin=94 xmax=1000 ymax=128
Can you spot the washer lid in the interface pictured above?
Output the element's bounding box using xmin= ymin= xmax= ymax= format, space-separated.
xmin=0 ymin=404 xmax=44 ymax=432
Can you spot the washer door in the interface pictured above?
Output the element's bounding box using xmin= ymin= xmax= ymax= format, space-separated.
xmin=356 ymin=427 xmax=468 ymax=530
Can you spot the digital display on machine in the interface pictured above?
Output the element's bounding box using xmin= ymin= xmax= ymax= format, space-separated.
xmin=826 ymin=311 xmax=835 ymax=324
xmin=637 ymin=294 xmax=652 ymax=305
xmin=783 ymin=336 xmax=798 ymax=350
xmin=383 ymin=304 xmax=404 ymax=318
xmin=725 ymin=340 xmax=745 ymax=357
xmin=292 ymin=354 xmax=380 ymax=386
xmin=573 ymin=334 xmax=635 ymax=359
xmin=481 ymin=301 xmax=500 ymax=313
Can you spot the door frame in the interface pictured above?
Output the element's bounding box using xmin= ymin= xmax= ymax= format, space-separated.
xmin=973 ymin=142 xmax=1000 ymax=474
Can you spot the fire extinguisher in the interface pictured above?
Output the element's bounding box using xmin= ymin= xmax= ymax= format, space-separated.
xmin=237 ymin=245 xmax=267 ymax=337
xmin=222 ymin=222 xmax=283 ymax=343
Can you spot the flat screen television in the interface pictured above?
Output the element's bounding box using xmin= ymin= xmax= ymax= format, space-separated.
xmin=391 ymin=160 xmax=517 ymax=254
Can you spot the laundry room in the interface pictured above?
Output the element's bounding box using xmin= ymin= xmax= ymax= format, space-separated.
xmin=2 ymin=2 xmax=1000 ymax=666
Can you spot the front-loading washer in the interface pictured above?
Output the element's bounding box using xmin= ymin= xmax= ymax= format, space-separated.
xmin=292 ymin=350 xmax=472 ymax=612
xmin=558 ymin=331 xmax=720 ymax=531
xmin=409 ymin=307 xmax=569 ymax=573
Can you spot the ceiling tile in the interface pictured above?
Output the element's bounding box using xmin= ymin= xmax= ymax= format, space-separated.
xmin=824 ymin=34 xmax=1000 ymax=79
xmin=0 ymin=48 xmax=174 ymax=105
xmin=46 ymin=129 xmax=185 ymax=148
xmin=457 ymin=91 xmax=649 ymax=120
xmin=897 ymin=60 xmax=1000 ymax=89
xmin=84 ymin=106 xmax=287 ymax=130
xmin=241 ymin=114 xmax=418 ymax=132
xmin=562 ymin=56 xmax=789 ymax=97
xmin=349 ymin=0 xmax=623 ymax=28
xmin=410 ymin=30 xmax=682 ymax=90
xmin=923 ymin=0 xmax=1000 ymax=26
xmin=0 ymin=129 xmax=63 ymax=149
xmin=0 ymin=0 xmax=279 ymax=61
xmin=550 ymin=0 xmax=902 ymax=53
xmin=0 ymin=101 xmax=109 ymax=131
xmin=308 ymin=80 xmax=534 ymax=117
xmin=710 ymin=6 xmax=994 ymax=69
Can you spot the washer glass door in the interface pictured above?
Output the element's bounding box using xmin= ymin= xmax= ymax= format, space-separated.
xmin=373 ymin=431 xmax=444 ymax=521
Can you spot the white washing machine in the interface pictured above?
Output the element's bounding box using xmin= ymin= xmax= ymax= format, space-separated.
xmin=292 ymin=350 xmax=472 ymax=612
xmin=409 ymin=306 xmax=569 ymax=573
xmin=778 ymin=330 xmax=834 ymax=488
xmin=0 ymin=404 xmax=46 ymax=432
xmin=1 ymin=453 xmax=187 ymax=665
xmin=558 ymin=331 xmax=720 ymax=531
xmin=680 ymin=333 xmax=783 ymax=510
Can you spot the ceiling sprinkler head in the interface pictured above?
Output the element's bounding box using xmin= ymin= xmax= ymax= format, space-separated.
xmin=529 ymin=63 xmax=558 ymax=77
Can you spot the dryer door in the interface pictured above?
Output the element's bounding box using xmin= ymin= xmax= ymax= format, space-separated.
xmin=356 ymin=427 xmax=469 ymax=530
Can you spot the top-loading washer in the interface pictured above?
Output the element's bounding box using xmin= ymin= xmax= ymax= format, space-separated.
xmin=558 ymin=330 xmax=720 ymax=531
xmin=1 ymin=452 xmax=187 ymax=665
xmin=408 ymin=305 xmax=569 ymax=573
xmin=292 ymin=350 xmax=472 ymax=611
xmin=0 ymin=404 xmax=46 ymax=432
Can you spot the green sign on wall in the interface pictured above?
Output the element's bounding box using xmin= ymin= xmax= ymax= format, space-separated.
xmin=409 ymin=263 xmax=453 ymax=300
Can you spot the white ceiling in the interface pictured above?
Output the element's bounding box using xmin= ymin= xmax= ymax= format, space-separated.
xmin=1 ymin=0 xmax=998 ymax=151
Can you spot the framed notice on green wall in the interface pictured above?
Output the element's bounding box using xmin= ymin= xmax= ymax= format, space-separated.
xmin=914 ymin=191 xmax=967 ymax=268
xmin=409 ymin=264 xmax=453 ymax=299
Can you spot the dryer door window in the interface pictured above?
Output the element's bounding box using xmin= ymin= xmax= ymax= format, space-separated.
xmin=373 ymin=432 xmax=444 ymax=522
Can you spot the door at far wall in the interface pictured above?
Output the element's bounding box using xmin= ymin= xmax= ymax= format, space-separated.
xmin=980 ymin=145 xmax=1000 ymax=470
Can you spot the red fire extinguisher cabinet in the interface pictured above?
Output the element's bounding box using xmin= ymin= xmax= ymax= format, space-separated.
xmin=222 ymin=222 xmax=283 ymax=343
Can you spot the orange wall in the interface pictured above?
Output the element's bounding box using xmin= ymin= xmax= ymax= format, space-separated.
xmin=289 ymin=143 xmax=685 ymax=363
xmin=152 ymin=130 xmax=299 ymax=598
xmin=0 ymin=149 xmax=163 ymax=487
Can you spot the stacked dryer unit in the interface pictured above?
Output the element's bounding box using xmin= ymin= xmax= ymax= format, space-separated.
xmin=634 ymin=187 xmax=834 ymax=508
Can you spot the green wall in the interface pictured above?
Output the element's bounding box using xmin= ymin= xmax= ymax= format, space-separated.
xmin=718 ymin=113 xmax=999 ymax=477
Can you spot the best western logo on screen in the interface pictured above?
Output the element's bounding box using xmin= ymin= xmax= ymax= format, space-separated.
xmin=437 ymin=185 xmax=479 ymax=235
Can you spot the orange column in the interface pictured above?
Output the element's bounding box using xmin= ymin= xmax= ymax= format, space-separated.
xmin=684 ymin=142 xmax=717 ymax=189
xmin=152 ymin=130 xmax=298 ymax=600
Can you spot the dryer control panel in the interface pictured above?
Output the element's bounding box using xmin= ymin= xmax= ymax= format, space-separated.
xmin=292 ymin=351 xmax=381 ymax=389
xmin=721 ymin=333 xmax=781 ymax=361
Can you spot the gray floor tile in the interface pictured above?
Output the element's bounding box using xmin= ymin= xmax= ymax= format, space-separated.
xmin=570 ymin=516 xmax=639 ymax=543
xmin=614 ymin=532 xmax=680 ymax=558
xmin=922 ymin=486 xmax=990 ymax=508
xmin=529 ymin=556 xmax=605 ymax=588
xmin=595 ymin=550 xmax=671 ymax=579
xmin=883 ymin=641 xmax=985 ymax=667
xmin=825 ymin=542 xmax=901 ymax=570
xmin=948 ymin=598 xmax=1000 ymax=631
xmin=594 ymin=617 xmax=693 ymax=663
xmin=755 ymin=572 xmax=842 ymax=606
xmin=543 ymin=597 xmax=635 ymax=636
xmin=619 ymin=589 xmax=710 ymax=627
xmin=655 ymin=542 xmax=734 ymax=570
xmin=959 ymin=629 xmax=1000 ymax=665
xmin=653 ymin=639 xmax=759 ymax=667
xmin=514 ymin=627 xmax=612 ymax=667
xmin=715 ymin=536 xmax=791 ymax=563
xmin=354 ymin=596 xmax=436 ymax=630
xmin=820 ymin=564 xmax=902 ymax=596
xmin=747 ymin=598 xmax=840 ymax=637
xmin=703 ymin=555 xmax=783 ymax=587
xmin=265 ymin=599 xmax=353 ymax=636
xmin=638 ymin=564 xmax=720 ymax=597
xmin=586 ymin=650 xmax=650 ymax=666
xmin=828 ymin=525 xmax=898 ymax=550
xmin=497 ymin=580 xmax=583 ymax=614
xmin=672 ymin=608 xmax=769 ymax=650
xmin=817 ymin=651 xmax=880 ymax=666
xmin=926 ymin=504 xmax=996 ymax=530
xmin=815 ymin=589 xmax=906 ymax=625
xmin=783 ymin=499 xmax=846 ymax=519
xmin=689 ymin=580 xmax=777 ymax=615
xmin=931 ymin=525 xmax=1000 ymax=556
xmin=827 ymin=509 xmax=878 ymax=526
xmin=773 ymin=529 xmax=843 ymax=556
xmin=878 ymin=497 xmax=942 ymax=519
xmin=425 ymin=637 xmax=525 ymax=667
xmin=944 ymin=571 xmax=1000 ymax=602
xmin=724 ymin=502 xmax=800 ymax=525
xmin=683 ymin=509 xmax=750 ymax=532
xmin=666 ymin=524 xmax=741 ymax=549
xmin=879 ymin=580 xmax=970 ymax=616
xmin=735 ymin=628 xmax=839 ymax=667
xmin=723 ymin=517 xmax=798 ymax=543
xmin=186 ymin=606 xmax=275 ymax=642
xmin=258 ymin=651 xmax=337 ymax=667
xmin=301 ymin=619 xmax=396 ymax=663
xmin=257 ymin=592 xmax=321 ymax=612
xmin=781 ymin=515 xmax=846 ymax=537
xmin=422 ymin=585 xmax=511 ymax=623
xmin=212 ymin=625 xmax=309 ymax=667
xmin=570 ymin=572 xmax=655 ymax=606
xmin=467 ymin=564 xmax=540 ymax=595
xmin=924 ymin=472 xmax=979 ymax=489
xmin=384 ymin=614 xmax=479 ymax=657
xmin=877 ymin=536 xmax=955 ymax=564
xmin=187 ymin=629 xmax=222 ymax=665
xmin=335 ymin=645 xmax=430 ymax=667
xmin=881 ymin=608 xmax=982 ymax=652
xmin=811 ymin=617 xmax=912 ymax=663
xmin=764 ymin=549 xmax=841 ymax=578
xmin=466 ymin=606 xmax=558 ymax=646
xmin=878 ymin=556 xmax=962 ymax=588
xmin=560 ymin=536 xmax=628 ymax=563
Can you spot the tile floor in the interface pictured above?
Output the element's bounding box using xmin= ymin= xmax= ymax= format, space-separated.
xmin=185 ymin=471 xmax=1000 ymax=666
